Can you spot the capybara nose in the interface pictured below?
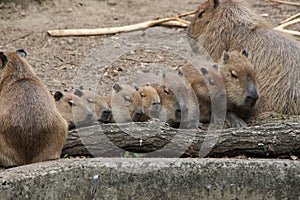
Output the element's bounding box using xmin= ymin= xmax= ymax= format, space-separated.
xmin=102 ymin=109 xmax=111 ymax=118
xmin=245 ymin=88 xmax=259 ymax=107
xmin=134 ymin=108 xmax=143 ymax=122
xmin=101 ymin=109 xmax=111 ymax=122
xmin=86 ymin=112 xmax=94 ymax=120
xmin=175 ymin=108 xmax=181 ymax=117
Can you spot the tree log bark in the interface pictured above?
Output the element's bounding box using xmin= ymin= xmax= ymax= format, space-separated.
xmin=62 ymin=121 xmax=300 ymax=158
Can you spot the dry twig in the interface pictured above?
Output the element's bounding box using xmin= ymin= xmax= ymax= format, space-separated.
xmin=280 ymin=12 xmax=300 ymax=24
xmin=47 ymin=10 xmax=196 ymax=37
xmin=265 ymin=0 xmax=300 ymax=6
xmin=274 ymin=18 xmax=300 ymax=36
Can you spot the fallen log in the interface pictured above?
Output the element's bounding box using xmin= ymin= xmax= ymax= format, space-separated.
xmin=62 ymin=121 xmax=300 ymax=158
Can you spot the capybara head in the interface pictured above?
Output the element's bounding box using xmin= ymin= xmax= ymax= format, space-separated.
xmin=0 ymin=49 xmax=34 ymax=80
xmin=74 ymin=88 xmax=111 ymax=123
xmin=153 ymin=71 xmax=198 ymax=128
xmin=152 ymin=83 xmax=180 ymax=126
xmin=219 ymin=50 xmax=259 ymax=110
xmin=188 ymin=0 xmax=263 ymax=60
xmin=110 ymin=83 xmax=143 ymax=123
xmin=54 ymin=90 xmax=95 ymax=129
xmin=199 ymin=64 xmax=226 ymax=102
xmin=138 ymin=85 xmax=161 ymax=120
xmin=188 ymin=0 xmax=251 ymax=38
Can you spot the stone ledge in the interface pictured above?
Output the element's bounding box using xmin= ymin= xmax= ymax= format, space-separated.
xmin=1 ymin=158 xmax=300 ymax=199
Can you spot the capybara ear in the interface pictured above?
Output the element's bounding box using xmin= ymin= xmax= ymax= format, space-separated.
xmin=212 ymin=64 xmax=219 ymax=70
xmin=113 ymin=83 xmax=122 ymax=93
xmin=0 ymin=52 xmax=8 ymax=69
xmin=74 ymin=88 xmax=83 ymax=97
xmin=16 ymin=49 xmax=27 ymax=58
xmin=200 ymin=67 xmax=208 ymax=76
xmin=210 ymin=0 xmax=221 ymax=8
xmin=223 ymin=51 xmax=230 ymax=64
xmin=178 ymin=69 xmax=184 ymax=76
xmin=242 ymin=49 xmax=249 ymax=57
xmin=54 ymin=91 xmax=63 ymax=101
xmin=131 ymin=83 xmax=139 ymax=91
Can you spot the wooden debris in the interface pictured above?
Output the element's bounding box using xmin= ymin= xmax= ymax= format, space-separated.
xmin=265 ymin=0 xmax=300 ymax=7
xmin=47 ymin=11 xmax=195 ymax=37
xmin=280 ymin=12 xmax=300 ymax=24
xmin=274 ymin=18 xmax=300 ymax=36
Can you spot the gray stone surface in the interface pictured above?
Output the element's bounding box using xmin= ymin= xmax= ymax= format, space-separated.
xmin=0 ymin=158 xmax=300 ymax=199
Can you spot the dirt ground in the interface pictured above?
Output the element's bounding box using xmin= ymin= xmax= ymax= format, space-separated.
xmin=0 ymin=0 xmax=299 ymax=120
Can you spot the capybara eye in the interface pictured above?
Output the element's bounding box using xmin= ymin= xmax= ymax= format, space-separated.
xmin=124 ymin=95 xmax=131 ymax=102
xmin=198 ymin=10 xmax=205 ymax=19
xmin=140 ymin=93 xmax=146 ymax=98
xmin=87 ymin=98 xmax=95 ymax=104
xmin=164 ymin=88 xmax=169 ymax=94
xmin=231 ymin=70 xmax=238 ymax=78
xmin=209 ymin=79 xmax=215 ymax=86
xmin=68 ymin=101 xmax=77 ymax=106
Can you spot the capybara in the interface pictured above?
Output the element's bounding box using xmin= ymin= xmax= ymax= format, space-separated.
xmin=188 ymin=0 xmax=300 ymax=115
xmin=107 ymin=83 xmax=144 ymax=123
xmin=152 ymin=71 xmax=199 ymax=129
xmin=54 ymin=90 xmax=95 ymax=129
xmin=0 ymin=49 xmax=68 ymax=167
xmin=138 ymin=85 xmax=161 ymax=122
xmin=74 ymin=88 xmax=112 ymax=123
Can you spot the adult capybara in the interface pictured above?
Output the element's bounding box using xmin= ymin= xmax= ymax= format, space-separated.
xmin=188 ymin=0 xmax=300 ymax=115
xmin=0 ymin=49 xmax=68 ymax=167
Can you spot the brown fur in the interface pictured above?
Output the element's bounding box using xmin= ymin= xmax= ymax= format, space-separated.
xmin=0 ymin=50 xmax=68 ymax=167
xmin=188 ymin=0 xmax=300 ymax=115
xmin=182 ymin=50 xmax=259 ymax=127
xmin=74 ymin=88 xmax=112 ymax=123
xmin=181 ymin=63 xmax=224 ymax=124
xmin=138 ymin=85 xmax=161 ymax=122
xmin=54 ymin=90 xmax=95 ymax=129
xmin=152 ymin=71 xmax=199 ymax=129
xmin=107 ymin=83 xmax=143 ymax=123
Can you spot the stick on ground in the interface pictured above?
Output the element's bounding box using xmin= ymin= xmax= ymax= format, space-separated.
xmin=265 ymin=0 xmax=300 ymax=7
xmin=47 ymin=11 xmax=196 ymax=37
xmin=280 ymin=12 xmax=300 ymax=24
xmin=274 ymin=18 xmax=300 ymax=36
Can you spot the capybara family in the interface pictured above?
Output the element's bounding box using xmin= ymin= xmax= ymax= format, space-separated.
xmin=0 ymin=50 xmax=68 ymax=167
xmin=188 ymin=0 xmax=300 ymax=115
